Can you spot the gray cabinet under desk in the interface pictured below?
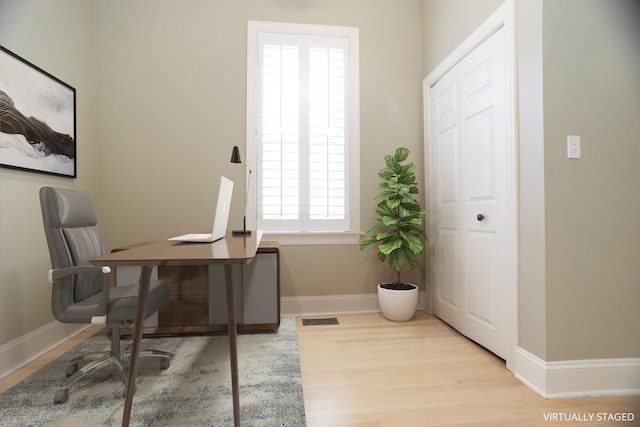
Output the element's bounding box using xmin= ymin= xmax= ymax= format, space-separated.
xmin=115 ymin=243 xmax=280 ymax=336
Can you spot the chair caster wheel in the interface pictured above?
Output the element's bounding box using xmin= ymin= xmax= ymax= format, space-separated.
xmin=65 ymin=363 xmax=79 ymax=377
xmin=54 ymin=388 xmax=69 ymax=404
xmin=160 ymin=358 xmax=171 ymax=370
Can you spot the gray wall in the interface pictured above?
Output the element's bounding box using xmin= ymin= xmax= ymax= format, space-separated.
xmin=0 ymin=0 xmax=97 ymax=345
xmin=421 ymin=0 xmax=640 ymax=361
xmin=542 ymin=0 xmax=640 ymax=361
xmin=515 ymin=0 xmax=547 ymax=360
xmin=420 ymin=0 xmax=504 ymax=74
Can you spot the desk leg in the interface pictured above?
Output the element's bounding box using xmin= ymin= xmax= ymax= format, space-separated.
xmin=122 ymin=265 xmax=151 ymax=427
xmin=224 ymin=264 xmax=240 ymax=427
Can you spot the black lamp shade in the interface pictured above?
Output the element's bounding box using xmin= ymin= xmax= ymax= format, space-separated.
xmin=230 ymin=146 xmax=242 ymax=163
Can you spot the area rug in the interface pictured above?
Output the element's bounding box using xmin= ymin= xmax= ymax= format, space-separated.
xmin=0 ymin=317 xmax=306 ymax=426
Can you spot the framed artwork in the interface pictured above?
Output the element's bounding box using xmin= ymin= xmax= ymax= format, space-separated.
xmin=0 ymin=46 xmax=76 ymax=178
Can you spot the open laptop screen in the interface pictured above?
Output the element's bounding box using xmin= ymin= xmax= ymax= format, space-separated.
xmin=168 ymin=176 xmax=233 ymax=243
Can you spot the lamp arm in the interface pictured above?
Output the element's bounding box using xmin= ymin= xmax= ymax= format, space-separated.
xmin=239 ymin=152 xmax=253 ymax=174
xmin=244 ymin=169 xmax=251 ymax=212
xmin=243 ymin=161 xmax=252 ymax=232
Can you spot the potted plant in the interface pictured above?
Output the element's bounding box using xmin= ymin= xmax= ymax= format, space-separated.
xmin=360 ymin=147 xmax=427 ymax=321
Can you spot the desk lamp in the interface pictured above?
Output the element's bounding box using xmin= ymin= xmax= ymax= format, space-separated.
xmin=230 ymin=145 xmax=252 ymax=236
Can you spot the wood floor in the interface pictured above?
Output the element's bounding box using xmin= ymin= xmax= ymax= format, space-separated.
xmin=296 ymin=312 xmax=639 ymax=427
xmin=1 ymin=312 xmax=638 ymax=426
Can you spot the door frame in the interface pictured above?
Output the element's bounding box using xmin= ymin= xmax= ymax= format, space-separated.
xmin=423 ymin=0 xmax=518 ymax=372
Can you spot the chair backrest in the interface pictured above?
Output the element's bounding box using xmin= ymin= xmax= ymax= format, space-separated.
xmin=40 ymin=187 xmax=107 ymax=321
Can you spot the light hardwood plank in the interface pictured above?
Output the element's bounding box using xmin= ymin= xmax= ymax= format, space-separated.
xmin=296 ymin=312 xmax=640 ymax=427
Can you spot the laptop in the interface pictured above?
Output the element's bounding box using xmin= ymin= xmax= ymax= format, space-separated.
xmin=169 ymin=176 xmax=234 ymax=243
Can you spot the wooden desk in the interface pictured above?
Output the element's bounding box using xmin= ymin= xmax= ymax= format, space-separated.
xmin=114 ymin=243 xmax=280 ymax=336
xmin=91 ymin=231 xmax=262 ymax=427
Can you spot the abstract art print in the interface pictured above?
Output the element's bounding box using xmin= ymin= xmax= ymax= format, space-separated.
xmin=0 ymin=46 xmax=76 ymax=178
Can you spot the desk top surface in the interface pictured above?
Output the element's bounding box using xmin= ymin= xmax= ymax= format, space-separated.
xmin=91 ymin=231 xmax=263 ymax=267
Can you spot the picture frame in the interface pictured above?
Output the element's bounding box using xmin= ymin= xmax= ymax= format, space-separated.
xmin=0 ymin=45 xmax=76 ymax=178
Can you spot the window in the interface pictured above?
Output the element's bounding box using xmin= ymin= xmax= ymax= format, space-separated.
xmin=247 ymin=21 xmax=360 ymax=244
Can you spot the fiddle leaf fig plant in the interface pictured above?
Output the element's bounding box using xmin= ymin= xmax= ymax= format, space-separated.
xmin=360 ymin=147 xmax=427 ymax=285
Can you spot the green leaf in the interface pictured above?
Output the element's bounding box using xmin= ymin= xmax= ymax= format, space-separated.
xmin=386 ymin=198 xmax=401 ymax=209
xmin=398 ymin=175 xmax=415 ymax=186
xmin=389 ymin=249 xmax=404 ymax=272
xmin=398 ymin=203 xmax=423 ymax=217
xmin=400 ymin=201 xmax=421 ymax=211
xmin=400 ymin=230 xmax=423 ymax=254
xmin=359 ymin=237 xmax=377 ymax=250
xmin=379 ymin=169 xmax=394 ymax=180
xmin=401 ymin=245 xmax=418 ymax=269
xmin=404 ymin=217 xmax=423 ymax=225
xmin=381 ymin=216 xmax=398 ymax=226
xmin=375 ymin=230 xmax=396 ymax=241
xmin=377 ymin=181 xmax=391 ymax=190
xmin=389 ymin=160 xmax=403 ymax=175
xmin=403 ymin=224 xmax=428 ymax=240
xmin=405 ymin=162 xmax=416 ymax=175
xmin=396 ymin=183 xmax=410 ymax=194
xmin=363 ymin=223 xmax=385 ymax=237
xmin=394 ymin=147 xmax=409 ymax=162
xmin=379 ymin=238 xmax=402 ymax=255
xmin=384 ymin=155 xmax=397 ymax=171
xmin=376 ymin=205 xmax=394 ymax=218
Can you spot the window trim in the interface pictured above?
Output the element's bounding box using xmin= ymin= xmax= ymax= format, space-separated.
xmin=246 ymin=20 xmax=360 ymax=245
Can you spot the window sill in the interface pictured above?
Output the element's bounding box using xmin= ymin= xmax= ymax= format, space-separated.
xmin=262 ymin=231 xmax=363 ymax=246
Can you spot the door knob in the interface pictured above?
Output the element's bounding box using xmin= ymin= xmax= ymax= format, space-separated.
xmin=477 ymin=214 xmax=485 ymax=221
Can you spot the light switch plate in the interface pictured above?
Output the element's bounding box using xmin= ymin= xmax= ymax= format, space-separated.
xmin=567 ymin=135 xmax=581 ymax=159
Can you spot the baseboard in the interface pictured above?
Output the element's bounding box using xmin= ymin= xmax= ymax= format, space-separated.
xmin=0 ymin=321 xmax=87 ymax=379
xmin=280 ymin=291 xmax=427 ymax=316
xmin=515 ymin=347 xmax=640 ymax=398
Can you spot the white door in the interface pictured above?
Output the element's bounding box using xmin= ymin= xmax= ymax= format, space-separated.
xmin=429 ymin=27 xmax=509 ymax=359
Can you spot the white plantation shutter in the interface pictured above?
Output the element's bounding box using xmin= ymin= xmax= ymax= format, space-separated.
xmin=257 ymin=32 xmax=350 ymax=232
xmin=259 ymin=37 xmax=300 ymax=222
xmin=308 ymin=42 xmax=346 ymax=222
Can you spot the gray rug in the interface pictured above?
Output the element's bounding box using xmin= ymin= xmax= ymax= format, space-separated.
xmin=0 ymin=317 xmax=306 ymax=426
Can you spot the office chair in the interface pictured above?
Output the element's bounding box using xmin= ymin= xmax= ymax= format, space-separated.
xmin=39 ymin=186 xmax=172 ymax=404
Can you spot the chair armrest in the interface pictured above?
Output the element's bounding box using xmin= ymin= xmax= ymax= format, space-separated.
xmin=48 ymin=265 xmax=112 ymax=324
xmin=48 ymin=265 xmax=111 ymax=283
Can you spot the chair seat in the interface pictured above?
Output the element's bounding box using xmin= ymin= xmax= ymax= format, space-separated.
xmin=107 ymin=280 xmax=169 ymax=324
xmin=66 ymin=280 xmax=169 ymax=324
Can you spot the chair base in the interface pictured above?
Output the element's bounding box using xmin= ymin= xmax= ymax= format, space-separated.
xmin=54 ymin=346 xmax=172 ymax=404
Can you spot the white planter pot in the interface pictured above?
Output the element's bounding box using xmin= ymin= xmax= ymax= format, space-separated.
xmin=377 ymin=283 xmax=418 ymax=322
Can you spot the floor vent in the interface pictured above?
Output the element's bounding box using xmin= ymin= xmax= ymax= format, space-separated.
xmin=302 ymin=317 xmax=339 ymax=326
